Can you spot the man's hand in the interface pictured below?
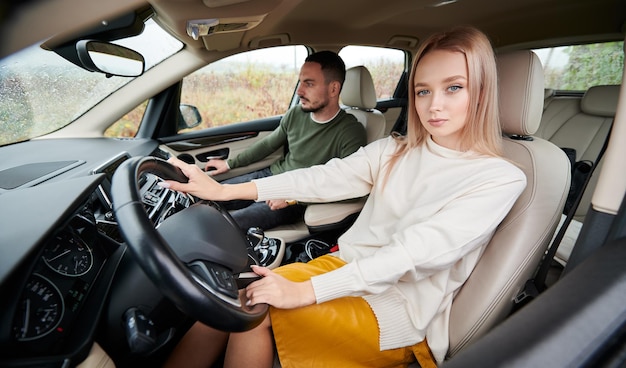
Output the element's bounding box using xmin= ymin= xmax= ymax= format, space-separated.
xmin=205 ymin=159 xmax=229 ymax=175
xmin=245 ymin=266 xmax=316 ymax=309
xmin=266 ymin=199 xmax=290 ymax=210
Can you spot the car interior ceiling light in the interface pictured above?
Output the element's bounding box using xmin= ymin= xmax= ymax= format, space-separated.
xmin=186 ymin=19 xmax=220 ymax=40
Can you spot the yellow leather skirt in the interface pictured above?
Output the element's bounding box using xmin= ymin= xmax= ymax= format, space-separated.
xmin=271 ymin=254 xmax=437 ymax=368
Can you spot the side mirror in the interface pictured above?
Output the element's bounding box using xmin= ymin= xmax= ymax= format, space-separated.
xmin=76 ymin=40 xmax=144 ymax=77
xmin=179 ymin=104 xmax=202 ymax=131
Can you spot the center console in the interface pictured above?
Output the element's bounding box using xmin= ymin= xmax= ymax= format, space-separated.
xmin=246 ymin=227 xmax=284 ymax=269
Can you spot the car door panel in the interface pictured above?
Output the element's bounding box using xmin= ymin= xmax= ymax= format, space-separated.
xmin=159 ymin=116 xmax=284 ymax=181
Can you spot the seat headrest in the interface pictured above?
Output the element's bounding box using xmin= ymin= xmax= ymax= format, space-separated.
xmin=497 ymin=50 xmax=544 ymax=136
xmin=340 ymin=66 xmax=377 ymax=110
xmin=581 ymin=85 xmax=621 ymax=117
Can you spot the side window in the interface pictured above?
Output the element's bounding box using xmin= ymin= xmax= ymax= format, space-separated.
xmin=180 ymin=45 xmax=308 ymax=132
xmin=104 ymin=101 xmax=147 ymax=137
xmin=534 ymin=41 xmax=623 ymax=91
xmin=339 ymin=46 xmax=407 ymax=100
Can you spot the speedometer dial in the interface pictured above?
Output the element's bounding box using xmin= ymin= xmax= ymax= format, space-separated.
xmin=13 ymin=274 xmax=64 ymax=341
xmin=42 ymin=229 xmax=93 ymax=277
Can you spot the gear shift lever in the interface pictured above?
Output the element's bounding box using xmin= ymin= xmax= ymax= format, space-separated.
xmin=246 ymin=227 xmax=279 ymax=267
xmin=247 ymin=227 xmax=271 ymax=266
xmin=246 ymin=227 xmax=265 ymax=248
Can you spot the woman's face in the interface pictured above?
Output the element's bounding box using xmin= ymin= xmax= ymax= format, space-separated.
xmin=413 ymin=49 xmax=470 ymax=150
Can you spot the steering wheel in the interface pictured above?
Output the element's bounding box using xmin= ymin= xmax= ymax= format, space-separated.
xmin=110 ymin=156 xmax=268 ymax=332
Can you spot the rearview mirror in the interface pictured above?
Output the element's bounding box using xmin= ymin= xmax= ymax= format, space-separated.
xmin=76 ymin=40 xmax=144 ymax=77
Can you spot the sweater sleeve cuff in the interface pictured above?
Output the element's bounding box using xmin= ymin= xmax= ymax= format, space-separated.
xmin=253 ymin=175 xmax=295 ymax=201
xmin=310 ymin=262 xmax=362 ymax=303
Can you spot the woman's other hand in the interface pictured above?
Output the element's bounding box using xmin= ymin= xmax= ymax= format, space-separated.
xmin=245 ymin=266 xmax=316 ymax=309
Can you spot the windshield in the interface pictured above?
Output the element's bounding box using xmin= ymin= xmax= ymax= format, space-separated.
xmin=0 ymin=19 xmax=182 ymax=146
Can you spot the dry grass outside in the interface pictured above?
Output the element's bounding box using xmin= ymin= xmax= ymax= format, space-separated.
xmin=105 ymin=59 xmax=405 ymax=138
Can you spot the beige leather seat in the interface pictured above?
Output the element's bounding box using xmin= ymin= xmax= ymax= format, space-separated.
xmin=340 ymin=65 xmax=386 ymax=143
xmin=303 ymin=66 xmax=386 ymax=231
xmin=266 ymin=66 xmax=386 ymax=244
xmin=538 ymin=85 xmax=618 ymax=221
xmin=537 ymin=85 xmax=619 ymax=264
xmin=447 ymin=50 xmax=571 ymax=357
xmin=271 ymin=51 xmax=570 ymax=366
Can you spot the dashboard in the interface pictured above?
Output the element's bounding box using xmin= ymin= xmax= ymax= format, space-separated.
xmin=0 ymin=138 xmax=193 ymax=367
xmin=0 ymin=173 xmax=125 ymax=366
xmin=16 ymin=218 xmax=104 ymax=343
xmin=4 ymin=190 xmax=118 ymax=358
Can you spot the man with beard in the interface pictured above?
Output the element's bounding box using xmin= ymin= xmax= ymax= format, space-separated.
xmin=204 ymin=51 xmax=367 ymax=232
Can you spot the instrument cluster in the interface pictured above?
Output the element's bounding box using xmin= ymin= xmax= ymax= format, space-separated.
xmin=6 ymin=152 xmax=193 ymax=357
xmin=11 ymin=210 xmax=109 ymax=350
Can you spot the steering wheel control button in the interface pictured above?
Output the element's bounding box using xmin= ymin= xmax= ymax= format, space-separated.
xmin=142 ymin=192 xmax=159 ymax=206
xmin=124 ymin=307 xmax=157 ymax=354
xmin=189 ymin=262 xmax=238 ymax=299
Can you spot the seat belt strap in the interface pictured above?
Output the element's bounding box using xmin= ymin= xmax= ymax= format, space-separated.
xmin=514 ymin=126 xmax=612 ymax=308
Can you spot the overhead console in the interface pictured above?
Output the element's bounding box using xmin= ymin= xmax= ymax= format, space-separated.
xmin=153 ymin=0 xmax=285 ymax=51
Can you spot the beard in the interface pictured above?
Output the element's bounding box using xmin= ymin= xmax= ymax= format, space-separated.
xmin=300 ymin=97 xmax=328 ymax=113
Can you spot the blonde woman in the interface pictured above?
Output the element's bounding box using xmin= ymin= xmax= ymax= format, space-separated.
xmin=162 ymin=26 xmax=526 ymax=367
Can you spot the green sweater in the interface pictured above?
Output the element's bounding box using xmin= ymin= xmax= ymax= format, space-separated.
xmin=227 ymin=107 xmax=367 ymax=174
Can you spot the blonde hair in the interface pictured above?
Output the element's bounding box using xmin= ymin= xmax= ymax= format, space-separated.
xmin=386 ymin=26 xmax=502 ymax=179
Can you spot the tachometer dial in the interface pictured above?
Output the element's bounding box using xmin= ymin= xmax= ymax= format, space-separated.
xmin=43 ymin=229 xmax=93 ymax=277
xmin=13 ymin=274 xmax=64 ymax=341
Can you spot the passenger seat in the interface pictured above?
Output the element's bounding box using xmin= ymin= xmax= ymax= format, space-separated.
xmin=340 ymin=65 xmax=386 ymax=142
xmin=537 ymin=85 xmax=619 ymax=264
xmin=265 ymin=66 xmax=386 ymax=246
xmin=302 ymin=66 xmax=387 ymax=232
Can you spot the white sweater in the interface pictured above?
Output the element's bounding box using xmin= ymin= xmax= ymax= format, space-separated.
xmin=254 ymin=136 xmax=526 ymax=363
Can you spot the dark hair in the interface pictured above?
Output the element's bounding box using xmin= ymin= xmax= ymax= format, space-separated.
xmin=305 ymin=50 xmax=346 ymax=86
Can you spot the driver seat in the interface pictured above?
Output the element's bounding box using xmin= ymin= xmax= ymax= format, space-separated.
xmin=271 ymin=50 xmax=570 ymax=367
xmin=446 ymin=50 xmax=571 ymax=358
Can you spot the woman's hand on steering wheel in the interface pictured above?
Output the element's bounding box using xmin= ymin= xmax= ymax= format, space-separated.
xmin=162 ymin=157 xmax=259 ymax=203
xmin=160 ymin=157 xmax=223 ymax=200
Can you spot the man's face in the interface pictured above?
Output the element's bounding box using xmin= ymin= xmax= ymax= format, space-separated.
xmin=296 ymin=61 xmax=331 ymax=113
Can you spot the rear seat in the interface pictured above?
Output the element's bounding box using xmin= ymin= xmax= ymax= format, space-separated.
xmin=536 ymin=85 xmax=619 ymax=264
